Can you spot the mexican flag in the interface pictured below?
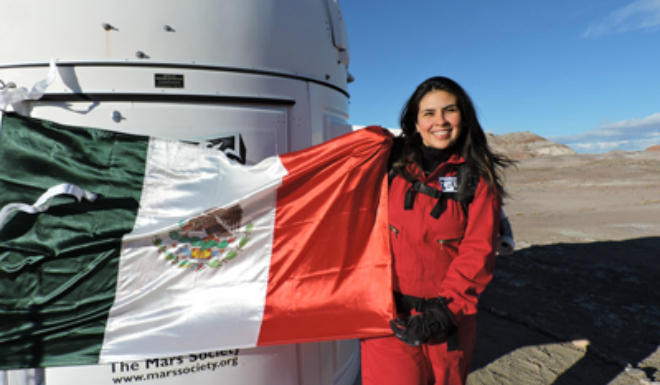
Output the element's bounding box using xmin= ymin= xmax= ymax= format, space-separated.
xmin=0 ymin=112 xmax=394 ymax=370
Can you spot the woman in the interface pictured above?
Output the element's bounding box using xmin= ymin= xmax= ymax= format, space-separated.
xmin=361 ymin=76 xmax=514 ymax=385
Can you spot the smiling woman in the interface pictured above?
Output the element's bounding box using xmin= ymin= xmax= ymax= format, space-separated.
xmin=361 ymin=76 xmax=516 ymax=385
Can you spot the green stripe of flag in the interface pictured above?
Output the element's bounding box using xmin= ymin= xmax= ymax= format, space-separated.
xmin=0 ymin=112 xmax=148 ymax=369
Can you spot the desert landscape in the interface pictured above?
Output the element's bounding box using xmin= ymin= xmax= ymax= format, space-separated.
xmin=467 ymin=134 xmax=660 ymax=384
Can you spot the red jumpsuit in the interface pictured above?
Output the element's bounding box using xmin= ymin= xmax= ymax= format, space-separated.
xmin=361 ymin=154 xmax=501 ymax=385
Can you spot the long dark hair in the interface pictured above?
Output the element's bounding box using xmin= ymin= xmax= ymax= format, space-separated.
xmin=393 ymin=76 xmax=515 ymax=198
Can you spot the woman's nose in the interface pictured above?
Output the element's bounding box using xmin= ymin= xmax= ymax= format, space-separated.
xmin=434 ymin=112 xmax=447 ymax=125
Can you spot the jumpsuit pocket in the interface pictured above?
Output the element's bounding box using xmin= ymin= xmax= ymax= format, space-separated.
xmin=436 ymin=237 xmax=463 ymax=251
xmin=436 ymin=237 xmax=463 ymax=257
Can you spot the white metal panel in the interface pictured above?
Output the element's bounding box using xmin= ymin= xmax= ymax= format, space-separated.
xmin=0 ymin=369 xmax=43 ymax=385
xmin=308 ymin=82 xmax=351 ymax=145
xmin=325 ymin=0 xmax=350 ymax=64
xmin=9 ymin=66 xmax=303 ymax=100
xmin=296 ymin=342 xmax=335 ymax=385
xmin=28 ymin=102 xmax=288 ymax=165
xmin=333 ymin=340 xmax=361 ymax=385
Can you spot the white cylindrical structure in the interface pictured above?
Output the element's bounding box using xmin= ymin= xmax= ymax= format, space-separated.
xmin=0 ymin=1 xmax=359 ymax=385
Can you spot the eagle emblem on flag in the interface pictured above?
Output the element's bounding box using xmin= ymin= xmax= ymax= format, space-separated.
xmin=152 ymin=204 xmax=253 ymax=271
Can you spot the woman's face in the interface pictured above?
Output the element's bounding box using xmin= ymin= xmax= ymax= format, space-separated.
xmin=415 ymin=90 xmax=462 ymax=150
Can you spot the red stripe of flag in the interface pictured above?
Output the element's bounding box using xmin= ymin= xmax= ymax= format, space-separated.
xmin=258 ymin=126 xmax=395 ymax=345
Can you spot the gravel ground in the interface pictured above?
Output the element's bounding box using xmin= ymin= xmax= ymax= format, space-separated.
xmin=468 ymin=151 xmax=660 ymax=385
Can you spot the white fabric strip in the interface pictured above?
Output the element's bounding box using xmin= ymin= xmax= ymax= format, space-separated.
xmin=0 ymin=183 xmax=98 ymax=230
xmin=0 ymin=59 xmax=58 ymax=110
xmin=100 ymin=138 xmax=288 ymax=363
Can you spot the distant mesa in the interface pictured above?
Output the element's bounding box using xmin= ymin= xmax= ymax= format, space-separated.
xmin=645 ymin=145 xmax=660 ymax=152
xmin=487 ymin=131 xmax=576 ymax=159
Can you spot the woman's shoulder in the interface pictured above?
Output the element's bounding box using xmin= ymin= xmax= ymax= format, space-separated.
xmin=387 ymin=136 xmax=406 ymax=170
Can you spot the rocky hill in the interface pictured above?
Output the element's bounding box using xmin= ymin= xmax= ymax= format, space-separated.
xmin=487 ymin=131 xmax=576 ymax=159
xmin=646 ymin=144 xmax=660 ymax=152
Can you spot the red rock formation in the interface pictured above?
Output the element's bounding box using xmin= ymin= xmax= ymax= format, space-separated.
xmin=645 ymin=145 xmax=660 ymax=152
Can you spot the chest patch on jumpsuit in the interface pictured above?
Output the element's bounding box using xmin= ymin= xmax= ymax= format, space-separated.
xmin=439 ymin=176 xmax=458 ymax=192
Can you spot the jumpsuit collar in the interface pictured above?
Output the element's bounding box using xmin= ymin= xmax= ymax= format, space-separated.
xmin=420 ymin=145 xmax=452 ymax=174
xmin=409 ymin=149 xmax=465 ymax=183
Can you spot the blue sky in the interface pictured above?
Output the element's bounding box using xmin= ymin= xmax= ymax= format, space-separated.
xmin=340 ymin=0 xmax=660 ymax=153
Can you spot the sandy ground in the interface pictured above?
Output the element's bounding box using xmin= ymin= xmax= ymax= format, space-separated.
xmin=468 ymin=151 xmax=660 ymax=384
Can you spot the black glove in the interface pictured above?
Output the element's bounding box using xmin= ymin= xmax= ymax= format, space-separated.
xmin=390 ymin=314 xmax=432 ymax=346
xmin=389 ymin=296 xmax=456 ymax=346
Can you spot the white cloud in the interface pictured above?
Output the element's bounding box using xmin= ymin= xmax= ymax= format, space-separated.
xmin=550 ymin=112 xmax=660 ymax=153
xmin=583 ymin=0 xmax=660 ymax=37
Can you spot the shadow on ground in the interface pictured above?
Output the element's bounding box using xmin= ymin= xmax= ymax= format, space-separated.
xmin=469 ymin=237 xmax=660 ymax=385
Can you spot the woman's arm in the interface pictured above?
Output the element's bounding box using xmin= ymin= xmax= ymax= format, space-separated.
xmin=439 ymin=177 xmax=501 ymax=322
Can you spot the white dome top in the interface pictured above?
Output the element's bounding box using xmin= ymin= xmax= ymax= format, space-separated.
xmin=0 ymin=0 xmax=350 ymax=93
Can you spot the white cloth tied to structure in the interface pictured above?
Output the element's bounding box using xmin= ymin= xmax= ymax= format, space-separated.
xmin=0 ymin=59 xmax=58 ymax=111
xmin=0 ymin=183 xmax=98 ymax=230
